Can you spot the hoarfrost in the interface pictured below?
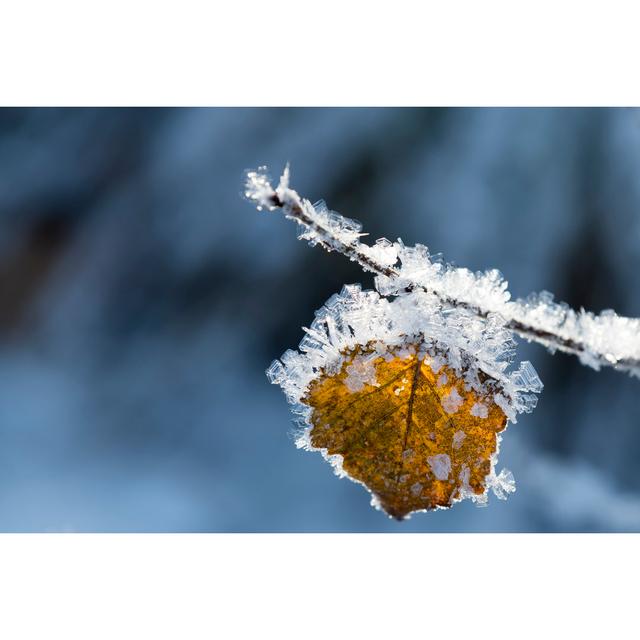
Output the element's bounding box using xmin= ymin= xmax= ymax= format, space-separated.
xmin=488 ymin=468 xmax=516 ymax=500
xmin=452 ymin=430 xmax=466 ymax=449
xmin=426 ymin=354 xmax=446 ymax=373
xmin=427 ymin=454 xmax=452 ymax=480
xmin=265 ymin=283 xmax=541 ymax=427
xmin=361 ymin=237 xmax=399 ymax=268
xmin=458 ymin=465 xmax=472 ymax=497
xmin=245 ymin=165 xmax=367 ymax=256
xmin=470 ymin=402 xmax=489 ymax=419
xmin=344 ymin=354 xmax=378 ymax=392
xmin=442 ymin=388 xmax=464 ymax=414
xmin=375 ymin=241 xmax=640 ymax=379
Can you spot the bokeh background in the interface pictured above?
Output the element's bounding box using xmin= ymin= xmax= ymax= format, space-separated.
xmin=0 ymin=107 xmax=639 ymax=532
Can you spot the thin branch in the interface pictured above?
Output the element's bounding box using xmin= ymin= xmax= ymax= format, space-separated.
xmin=245 ymin=166 xmax=640 ymax=378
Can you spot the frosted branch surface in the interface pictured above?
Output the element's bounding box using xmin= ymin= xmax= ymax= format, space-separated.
xmin=246 ymin=166 xmax=640 ymax=379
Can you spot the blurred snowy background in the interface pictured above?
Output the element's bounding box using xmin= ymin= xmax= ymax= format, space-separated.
xmin=0 ymin=107 xmax=639 ymax=532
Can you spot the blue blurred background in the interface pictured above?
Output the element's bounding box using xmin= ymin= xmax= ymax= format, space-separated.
xmin=0 ymin=107 xmax=639 ymax=532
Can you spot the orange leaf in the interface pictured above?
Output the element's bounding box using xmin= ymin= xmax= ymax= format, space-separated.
xmin=304 ymin=340 xmax=509 ymax=519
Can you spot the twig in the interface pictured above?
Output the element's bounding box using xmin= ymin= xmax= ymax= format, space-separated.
xmin=245 ymin=166 xmax=640 ymax=378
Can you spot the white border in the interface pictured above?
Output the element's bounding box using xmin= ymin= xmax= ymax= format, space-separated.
xmin=0 ymin=2 xmax=637 ymax=635
xmin=1 ymin=1 xmax=639 ymax=105
xmin=0 ymin=534 xmax=636 ymax=638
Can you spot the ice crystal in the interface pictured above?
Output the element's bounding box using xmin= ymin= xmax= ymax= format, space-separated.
xmin=441 ymin=388 xmax=464 ymax=414
xmin=470 ymin=402 xmax=489 ymax=419
xmin=452 ymin=430 xmax=466 ymax=449
xmin=344 ymin=353 xmax=379 ymax=392
xmin=427 ymin=454 xmax=452 ymax=481
xmin=246 ymin=164 xmax=368 ymax=255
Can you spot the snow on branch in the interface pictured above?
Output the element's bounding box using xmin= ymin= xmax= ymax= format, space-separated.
xmin=245 ymin=165 xmax=640 ymax=378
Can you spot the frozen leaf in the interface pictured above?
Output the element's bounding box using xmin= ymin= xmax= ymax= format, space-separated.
xmin=304 ymin=341 xmax=509 ymax=519
xmin=267 ymin=284 xmax=541 ymax=518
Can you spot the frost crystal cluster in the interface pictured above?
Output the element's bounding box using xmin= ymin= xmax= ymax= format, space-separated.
xmin=266 ymin=283 xmax=542 ymax=423
xmin=377 ymin=245 xmax=640 ymax=377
